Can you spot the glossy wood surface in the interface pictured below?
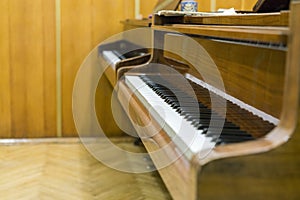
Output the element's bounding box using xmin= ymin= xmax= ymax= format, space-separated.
xmin=162 ymin=30 xmax=286 ymax=119
xmin=183 ymin=2 xmax=299 ymax=199
xmin=121 ymin=19 xmax=152 ymax=31
xmin=190 ymin=38 xmax=285 ymax=118
xmin=118 ymin=81 xmax=197 ymax=200
xmin=198 ymin=13 xmax=300 ymax=193
xmin=117 ymin=2 xmax=300 ymax=199
xmin=95 ymin=72 xmax=135 ymax=137
xmin=153 ymin=25 xmax=288 ymax=45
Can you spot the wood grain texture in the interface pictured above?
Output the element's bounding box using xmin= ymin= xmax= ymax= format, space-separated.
xmin=140 ymin=0 xmax=157 ymax=17
xmin=242 ymin=0 xmax=259 ymax=11
xmin=42 ymin=0 xmax=57 ymax=137
xmin=185 ymin=12 xmax=289 ymax=26
xmin=196 ymin=0 xmax=212 ymax=12
xmin=0 ymin=138 xmax=171 ymax=200
xmin=118 ymin=81 xmax=197 ymax=200
xmin=189 ymin=37 xmax=285 ymax=118
xmin=61 ymin=0 xmax=128 ymax=137
xmin=154 ymin=25 xmax=288 ymax=44
xmin=198 ymin=129 xmax=300 ymax=200
xmin=0 ymin=0 xmax=264 ymax=139
xmin=162 ymin=29 xmax=286 ymax=118
xmin=0 ymin=0 xmax=11 ymax=138
xmin=121 ymin=19 xmax=152 ymax=31
xmin=124 ymin=0 xmax=135 ymax=19
xmin=0 ymin=0 xmax=57 ymax=138
xmin=95 ymin=72 xmax=136 ymax=137
xmin=117 ymin=2 xmax=299 ymax=199
xmin=182 ymin=2 xmax=300 ymax=199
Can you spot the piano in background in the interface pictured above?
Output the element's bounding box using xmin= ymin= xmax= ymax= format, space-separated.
xmin=98 ymin=1 xmax=300 ymax=199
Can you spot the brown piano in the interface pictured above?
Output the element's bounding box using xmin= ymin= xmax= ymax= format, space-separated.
xmin=97 ymin=1 xmax=300 ymax=199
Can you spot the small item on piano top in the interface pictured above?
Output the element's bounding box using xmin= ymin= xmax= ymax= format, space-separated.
xmin=180 ymin=0 xmax=198 ymax=12
xmin=217 ymin=8 xmax=236 ymax=15
xmin=157 ymin=8 xmax=237 ymax=17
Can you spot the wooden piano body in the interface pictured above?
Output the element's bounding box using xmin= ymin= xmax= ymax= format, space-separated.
xmin=97 ymin=1 xmax=300 ymax=199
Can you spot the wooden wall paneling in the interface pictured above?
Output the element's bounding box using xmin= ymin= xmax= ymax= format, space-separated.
xmin=61 ymin=0 xmax=126 ymax=137
xmin=195 ymin=0 xmax=258 ymax=12
xmin=61 ymin=0 xmax=93 ymax=137
xmin=0 ymin=0 xmax=12 ymax=138
xmin=196 ymin=0 xmax=212 ymax=12
xmin=10 ymin=0 xmax=55 ymax=137
xmin=92 ymin=0 xmax=131 ymax=137
xmin=0 ymin=0 xmax=57 ymax=138
xmin=215 ymin=0 xmax=242 ymax=10
xmin=241 ymin=0 xmax=258 ymax=11
xmin=8 ymin=0 xmax=27 ymax=137
xmin=124 ymin=0 xmax=135 ymax=20
xmin=140 ymin=0 xmax=157 ymax=18
xmin=91 ymin=0 xmax=126 ymax=45
xmin=24 ymin=0 xmax=45 ymax=137
xmin=43 ymin=0 xmax=57 ymax=137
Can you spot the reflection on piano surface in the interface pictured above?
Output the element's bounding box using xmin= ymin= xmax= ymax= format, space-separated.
xmin=98 ymin=1 xmax=300 ymax=199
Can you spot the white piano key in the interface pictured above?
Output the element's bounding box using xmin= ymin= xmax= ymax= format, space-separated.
xmin=102 ymin=50 xmax=121 ymax=70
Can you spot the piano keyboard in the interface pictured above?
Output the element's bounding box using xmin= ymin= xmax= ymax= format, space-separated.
xmin=125 ymin=74 xmax=275 ymax=159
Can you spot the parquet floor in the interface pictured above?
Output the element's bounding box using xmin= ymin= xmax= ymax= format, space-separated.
xmin=0 ymin=138 xmax=171 ymax=200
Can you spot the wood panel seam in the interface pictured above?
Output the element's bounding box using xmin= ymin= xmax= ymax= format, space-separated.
xmin=56 ymin=0 xmax=62 ymax=137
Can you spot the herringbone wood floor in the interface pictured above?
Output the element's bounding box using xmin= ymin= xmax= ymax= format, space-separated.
xmin=0 ymin=138 xmax=171 ymax=200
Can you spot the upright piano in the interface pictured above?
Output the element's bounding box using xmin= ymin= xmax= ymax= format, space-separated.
xmin=97 ymin=1 xmax=300 ymax=199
